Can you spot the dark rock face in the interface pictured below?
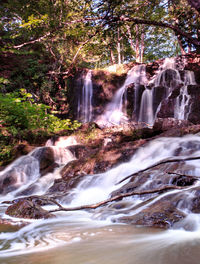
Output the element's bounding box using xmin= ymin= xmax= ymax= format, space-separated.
xmin=157 ymin=98 xmax=177 ymax=118
xmin=6 ymin=200 xmax=54 ymax=219
xmin=187 ymin=85 xmax=200 ymax=124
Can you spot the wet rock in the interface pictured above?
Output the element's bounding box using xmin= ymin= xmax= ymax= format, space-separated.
xmin=157 ymin=98 xmax=176 ymax=118
xmin=32 ymin=147 xmax=54 ymax=171
xmin=118 ymin=197 xmax=185 ymax=228
xmin=5 ymin=200 xmax=54 ymax=219
xmin=47 ymin=177 xmax=82 ymax=194
xmin=187 ymin=84 xmax=200 ymax=95
xmin=67 ymin=145 xmax=92 ymax=159
xmin=61 ymin=138 xmax=147 ymax=179
xmin=152 ymin=86 xmax=167 ymax=115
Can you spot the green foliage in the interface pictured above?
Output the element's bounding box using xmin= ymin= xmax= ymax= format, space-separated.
xmin=0 ymin=91 xmax=81 ymax=137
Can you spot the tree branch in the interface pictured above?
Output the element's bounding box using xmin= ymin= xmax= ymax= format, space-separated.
xmin=117 ymin=16 xmax=200 ymax=47
xmin=117 ymin=156 xmax=200 ymax=185
xmin=13 ymin=32 xmax=51 ymax=49
xmin=187 ymin=0 xmax=200 ymax=13
xmin=48 ymin=185 xmax=185 ymax=213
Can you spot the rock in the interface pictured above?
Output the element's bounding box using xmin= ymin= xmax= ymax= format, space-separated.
xmin=67 ymin=145 xmax=92 ymax=159
xmin=12 ymin=143 xmax=35 ymax=159
xmin=187 ymin=85 xmax=200 ymax=124
xmin=118 ymin=195 xmax=185 ymax=228
xmin=153 ymin=118 xmax=193 ymax=132
xmin=31 ymin=147 xmax=57 ymax=175
xmin=47 ymin=177 xmax=82 ymax=194
xmin=187 ymin=84 xmax=200 ymax=95
xmin=61 ymin=138 xmax=147 ymax=179
xmin=6 ymin=200 xmax=54 ymax=219
xmin=152 ymin=86 xmax=167 ymax=115
xmin=157 ymin=98 xmax=176 ymax=118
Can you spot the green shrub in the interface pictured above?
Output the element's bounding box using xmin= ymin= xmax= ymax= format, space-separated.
xmin=0 ymin=90 xmax=81 ymax=136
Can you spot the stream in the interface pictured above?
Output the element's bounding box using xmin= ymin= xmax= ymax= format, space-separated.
xmin=1 ymin=135 xmax=200 ymax=263
xmin=1 ymin=219 xmax=200 ymax=264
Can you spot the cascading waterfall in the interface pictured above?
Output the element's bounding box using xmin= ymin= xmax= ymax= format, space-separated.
xmin=96 ymin=65 xmax=147 ymax=126
xmin=175 ymin=70 xmax=196 ymax=120
xmin=77 ymin=70 xmax=93 ymax=123
xmin=96 ymin=57 xmax=197 ymax=127
xmin=2 ymin=135 xmax=200 ymax=261
xmin=0 ymin=142 xmax=76 ymax=200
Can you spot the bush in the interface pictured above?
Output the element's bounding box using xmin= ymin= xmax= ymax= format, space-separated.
xmin=0 ymin=90 xmax=81 ymax=136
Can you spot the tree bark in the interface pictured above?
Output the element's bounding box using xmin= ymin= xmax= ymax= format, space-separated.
xmin=140 ymin=26 xmax=145 ymax=63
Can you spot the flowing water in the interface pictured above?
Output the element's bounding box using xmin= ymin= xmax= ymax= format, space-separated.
xmin=96 ymin=58 xmax=196 ymax=127
xmin=77 ymin=70 xmax=93 ymax=123
xmin=1 ymin=135 xmax=200 ymax=263
xmin=96 ymin=65 xmax=147 ymax=126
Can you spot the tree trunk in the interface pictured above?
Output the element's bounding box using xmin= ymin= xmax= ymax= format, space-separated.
xmin=117 ymin=27 xmax=121 ymax=64
xmin=126 ymin=24 xmax=135 ymax=55
xmin=177 ymin=36 xmax=186 ymax=55
xmin=110 ymin=48 xmax=116 ymax=64
xmin=140 ymin=26 xmax=145 ymax=63
xmin=135 ymin=25 xmax=140 ymax=63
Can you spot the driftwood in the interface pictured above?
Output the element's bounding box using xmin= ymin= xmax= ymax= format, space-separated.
xmin=116 ymin=156 xmax=200 ymax=185
xmin=48 ymin=185 xmax=185 ymax=213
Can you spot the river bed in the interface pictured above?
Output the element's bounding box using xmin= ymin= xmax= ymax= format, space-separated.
xmin=0 ymin=217 xmax=200 ymax=264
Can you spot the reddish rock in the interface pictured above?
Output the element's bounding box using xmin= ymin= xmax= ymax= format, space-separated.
xmin=6 ymin=200 xmax=54 ymax=219
xmin=153 ymin=118 xmax=193 ymax=132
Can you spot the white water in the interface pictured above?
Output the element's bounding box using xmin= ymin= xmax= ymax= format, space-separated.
xmin=77 ymin=70 xmax=93 ymax=122
xmin=175 ymin=70 xmax=196 ymax=120
xmin=96 ymin=65 xmax=147 ymax=126
xmin=2 ymin=135 xmax=200 ymax=262
xmin=138 ymin=88 xmax=154 ymax=125
xmin=0 ymin=145 xmax=76 ymax=202
xmin=96 ymin=57 xmax=196 ymax=127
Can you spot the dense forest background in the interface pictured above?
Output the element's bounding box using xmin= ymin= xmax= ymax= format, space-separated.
xmin=0 ymin=0 xmax=200 ymax=164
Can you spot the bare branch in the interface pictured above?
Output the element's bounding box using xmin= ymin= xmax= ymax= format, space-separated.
xmin=13 ymin=32 xmax=51 ymax=49
xmin=118 ymin=16 xmax=200 ymax=47
xmin=117 ymin=156 xmax=200 ymax=185
xmin=48 ymin=185 xmax=185 ymax=213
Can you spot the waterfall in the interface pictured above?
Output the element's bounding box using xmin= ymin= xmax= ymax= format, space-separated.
xmin=78 ymin=70 xmax=93 ymax=123
xmin=138 ymin=88 xmax=154 ymax=125
xmin=175 ymin=70 xmax=196 ymax=120
xmin=0 ymin=143 xmax=76 ymax=200
xmin=2 ymin=135 xmax=200 ymax=258
xmin=96 ymin=65 xmax=147 ymax=126
xmin=148 ymin=57 xmax=197 ymax=122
